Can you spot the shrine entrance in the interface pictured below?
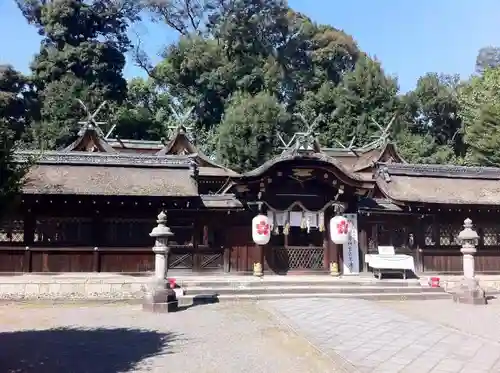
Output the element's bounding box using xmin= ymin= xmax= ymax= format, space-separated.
xmin=233 ymin=152 xmax=372 ymax=275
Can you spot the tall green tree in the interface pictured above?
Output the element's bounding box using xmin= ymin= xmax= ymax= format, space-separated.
xmin=299 ymin=54 xmax=399 ymax=148
xmin=403 ymin=73 xmax=463 ymax=156
xmin=464 ymin=104 xmax=500 ymax=166
xmin=16 ymin=0 xmax=140 ymax=148
xmin=216 ymin=91 xmax=289 ymax=172
xmin=475 ymin=46 xmax=500 ymax=75
xmin=0 ymin=66 xmax=32 ymax=214
xmin=458 ymin=67 xmax=500 ymax=165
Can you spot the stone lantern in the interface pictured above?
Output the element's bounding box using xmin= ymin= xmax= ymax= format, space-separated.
xmin=452 ymin=218 xmax=487 ymax=305
xmin=143 ymin=211 xmax=178 ymax=313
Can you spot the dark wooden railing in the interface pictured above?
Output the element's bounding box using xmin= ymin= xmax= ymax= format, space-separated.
xmin=0 ymin=244 xmax=225 ymax=274
xmin=419 ymin=247 xmax=500 ymax=274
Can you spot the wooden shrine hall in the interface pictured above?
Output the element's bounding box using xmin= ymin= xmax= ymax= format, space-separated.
xmin=2 ymin=107 xmax=500 ymax=276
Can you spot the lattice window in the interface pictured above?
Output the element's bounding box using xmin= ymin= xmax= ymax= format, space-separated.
xmin=200 ymin=253 xmax=223 ymax=269
xmin=0 ymin=219 xmax=24 ymax=243
xmin=274 ymin=246 xmax=324 ymax=270
xmin=424 ymin=225 xmax=435 ymax=246
xmin=169 ymin=253 xmax=194 ymax=269
xmin=439 ymin=224 xmax=461 ymax=246
xmin=482 ymin=226 xmax=500 ymax=246
xmin=34 ymin=217 xmax=92 ymax=245
xmin=103 ymin=218 xmax=154 ymax=246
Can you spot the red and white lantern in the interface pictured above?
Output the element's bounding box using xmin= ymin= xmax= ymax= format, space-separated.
xmin=252 ymin=214 xmax=271 ymax=245
xmin=329 ymin=215 xmax=350 ymax=244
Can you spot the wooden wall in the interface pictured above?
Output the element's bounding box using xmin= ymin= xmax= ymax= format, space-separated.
xmin=361 ymin=209 xmax=500 ymax=274
xmin=0 ymin=195 xmax=237 ymax=274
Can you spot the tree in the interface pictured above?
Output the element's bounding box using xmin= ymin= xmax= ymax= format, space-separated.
xmin=216 ymin=91 xmax=289 ymax=172
xmin=149 ymin=0 xmax=361 ymax=136
xmin=464 ymin=104 xmax=500 ymax=166
xmin=0 ymin=66 xmax=31 ymax=213
xmin=299 ymin=54 xmax=399 ymax=148
xmin=404 ymin=73 xmax=463 ymax=155
xmin=16 ymin=0 xmax=140 ymax=148
xmin=395 ymin=130 xmax=456 ymax=164
xmin=111 ymin=78 xmax=171 ymax=140
xmin=458 ymin=67 xmax=500 ymax=165
xmin=475 ymin=46 xmax=500 ymax=75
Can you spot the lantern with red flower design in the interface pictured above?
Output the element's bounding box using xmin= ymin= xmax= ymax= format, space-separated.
xmin=329 ymin=215 xmax=350 ymax=244
xmin=252 ymin=214 xmax=271 ymax=245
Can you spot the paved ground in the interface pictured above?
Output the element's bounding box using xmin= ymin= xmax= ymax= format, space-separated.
xmin=262 ymin=298 xmax=500 ymax=373
xmin=0 ymin=302 xmax=336 ymax=373
xmin=2 ymin=299 xmax=500 ymax=373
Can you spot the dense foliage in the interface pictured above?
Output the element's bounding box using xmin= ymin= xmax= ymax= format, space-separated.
xmin=2 ymin=0 xmax=500 ymax=200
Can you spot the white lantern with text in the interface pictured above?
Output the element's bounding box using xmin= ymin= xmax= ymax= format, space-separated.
xmin=330 ymin=215 xmax=350 ymax=244
xmin=252 ymin=214 xmax=271 ymax=245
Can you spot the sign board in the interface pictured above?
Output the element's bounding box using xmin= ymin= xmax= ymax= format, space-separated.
xmin=342 ymin=213 xmax=360 ymax=275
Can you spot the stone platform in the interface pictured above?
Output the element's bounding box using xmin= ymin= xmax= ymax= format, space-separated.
xmin=0 ymin=273 xmax=498 ymax=302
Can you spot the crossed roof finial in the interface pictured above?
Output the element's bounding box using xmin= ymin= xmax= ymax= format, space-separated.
xmin=166 ymin=105 xmax=195 ymax=140
xmin=76 ymin=99 xmax=107 ymax=137
xmin=277 ymin=113 xmax=323 ymax=152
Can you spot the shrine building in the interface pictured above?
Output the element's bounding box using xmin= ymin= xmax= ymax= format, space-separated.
xmin=1 ymin=109 xmax=500 ymax=276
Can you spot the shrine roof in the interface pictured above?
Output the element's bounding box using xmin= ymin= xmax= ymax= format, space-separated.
xmin=106 ymin=138 xmax=163 ymax=153
xmin=374 ymin=163 xmax=500 ymax=205
xmin=156 ymin=126 xmax=239 ymax=177
xmin=201 ymin=194 xmax=243 ymax=209
xmin=17 ymin=151 xmax=199 ymax=197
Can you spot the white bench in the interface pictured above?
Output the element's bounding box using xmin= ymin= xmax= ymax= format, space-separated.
xmin=365 ymin=246 xmax=415 ymax=280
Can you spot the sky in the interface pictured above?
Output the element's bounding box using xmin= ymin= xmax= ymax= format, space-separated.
xmin=1 ymin=0 xmax=500 ymax=93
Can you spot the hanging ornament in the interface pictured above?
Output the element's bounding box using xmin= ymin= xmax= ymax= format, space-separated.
xmin=272 ymin=212 xmax=279 ymax=235
xmin=318 ymin=212 xmax=325 ymax=232
xmin=329 ymin=215 xmax=350 ymax=244
xmin=252 ymin=214 xmax=271 ymax=245
xmin=283 ymin=222 xmax=290 ymax=236
xmin=300 ymin=211 xmax=306 ymax=230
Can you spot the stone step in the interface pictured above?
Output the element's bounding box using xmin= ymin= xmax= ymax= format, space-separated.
xmin=177 ymin=291 xmax=452 ymax=306
xmin=178 ymin=279 xmax=422 ymax=288
xmin=184 ymin=285 xmax=444 ymax=296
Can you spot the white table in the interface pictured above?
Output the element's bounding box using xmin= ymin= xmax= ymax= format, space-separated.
xmin=365 ymin=254 xmax=415 ymax=279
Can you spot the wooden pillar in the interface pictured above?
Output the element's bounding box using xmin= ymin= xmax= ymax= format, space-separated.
xmin=91 ymin=211 xmax=101 ymax=272
xmin=23 ymin=208 xmax=35 ymax=273
xmin=335 ymin=243 xmax=342 ymax=272
xmin=323 ymin=228 xmax=330 ymax=269
xmin=414 ymin=217 xmax=424 ymax=273
xmin=359 ymin=227 xmax=368 ymax=273
xmin=252 ymin=243 xmax=264 ymax=276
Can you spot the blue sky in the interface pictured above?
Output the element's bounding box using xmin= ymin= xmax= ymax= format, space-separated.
xmin=1 ymin=0 xmax=499 ymax=93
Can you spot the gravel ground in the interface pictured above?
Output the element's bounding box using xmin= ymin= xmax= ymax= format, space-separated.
xmin=0 ymin=301 xmax=337 ymax=373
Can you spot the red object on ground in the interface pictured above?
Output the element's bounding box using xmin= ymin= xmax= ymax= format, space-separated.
xmin=429 ymin=277 xmax=440 ymax=288
xmin=168 ymin=278 xmax=177 ymax=289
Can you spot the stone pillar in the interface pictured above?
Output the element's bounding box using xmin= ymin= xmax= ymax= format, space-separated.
xmin=452 ymin=218 xmax=487 ymax=305
xmin=143 ymin=211 xmax=178 ymax=313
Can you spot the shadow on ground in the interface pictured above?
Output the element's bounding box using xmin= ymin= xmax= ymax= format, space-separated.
xmin=0 ymin=327 xmax=179 ymax=373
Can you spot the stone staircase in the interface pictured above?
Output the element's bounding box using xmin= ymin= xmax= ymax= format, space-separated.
xmin=177 ymin=276 xmax=450 ymax=302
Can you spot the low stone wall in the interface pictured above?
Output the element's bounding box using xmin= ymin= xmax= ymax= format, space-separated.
xmin=0 ymin=274 xmax=152 ymax=301
xmin=432 ymin=275 xmax=500 ymax=293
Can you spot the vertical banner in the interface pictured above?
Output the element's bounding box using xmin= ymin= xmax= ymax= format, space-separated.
xmin=342 ymin=213 xmax=360 ymax=275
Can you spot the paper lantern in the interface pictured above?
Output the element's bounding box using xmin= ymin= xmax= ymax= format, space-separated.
xmin=330 ymin=215 xmax=350 ymax=244
xmin=252 ymin=214 xmax=271 ymax=245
